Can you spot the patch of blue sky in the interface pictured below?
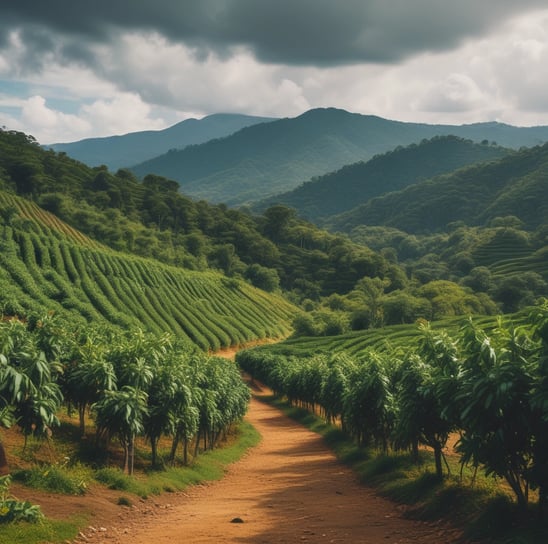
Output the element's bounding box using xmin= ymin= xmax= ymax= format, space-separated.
xmin=0 ymin=78 xmax=29 ymax=96
xmin=0 ymin=78 xmax=88 ymax=115
xmin=44 ymin=96 xmax=84 ymax=115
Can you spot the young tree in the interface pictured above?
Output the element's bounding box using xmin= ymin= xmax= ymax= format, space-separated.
xmin=64 ymin=331 xmax=116 ymax=436
xmin=457 ymin=320 xmax=536 ymax=509
xmin=529 ymin=302 xmax=548 ymax=517
xmin=0 ymin=318 xmax=64 ymax=462
xmin=342 ymin=353 xmax=394 ymax=450
xmin=410 ymin=324 xmax=461 ymax=479
xmin=93 ymin=386 xmax=148 ymax=475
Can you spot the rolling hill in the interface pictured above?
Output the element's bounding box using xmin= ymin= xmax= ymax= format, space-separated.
xmin=130 ymin=108 xmax=548 ymax=206
xmin=253 ymin=136 xmax=509 ymax=220
xmin=326 ymin=141 xmax=548 ymax=234
xmin=47 ymin=113 xmax=275 ymax=171
xmin=2 ymin=124 xmax=547 ymax=327
xmin=0 ymin=190 xmax=296 ymax=351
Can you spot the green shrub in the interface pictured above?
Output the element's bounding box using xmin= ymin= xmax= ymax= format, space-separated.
xmin=0 ymin=475 xmax=44 ymax=524
xmin=13 ymin=462 xmax=90 ymax=496
xmin=116 ymin=496 xmax=132 ymax=507
xmin=94 ymin=468 xmax=148 ymax=497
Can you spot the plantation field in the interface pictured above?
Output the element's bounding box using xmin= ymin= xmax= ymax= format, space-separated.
xmin=469 ymin=228 xmax=548 ymax=282
xmin=236 ymin=303 xmax=548 ymax=527
xmin=243 ymin=313 xmax=509 ymax=359
xmin=488 ymin=246 xmax=548 ymax=282
xmin=0 ymin=192 xmax=296 ymax=350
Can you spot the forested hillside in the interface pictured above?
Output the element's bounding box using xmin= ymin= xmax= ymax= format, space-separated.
xmin=254 ymin=136 xmax=509 ymax=219
xmin=129 ymin=108 xmax=548 ymax=206
xmin=48 ymin=113 xmax=274 ymax=171
xmin=327 ymin=141 xmax=548 ymax=233
xmin=0 ymin=191 xmax=295 ymax=350
xmin=0 ymin=129 xmax=394 ymax=301
xmin=2 ymin=127 xmax=547 ymax=337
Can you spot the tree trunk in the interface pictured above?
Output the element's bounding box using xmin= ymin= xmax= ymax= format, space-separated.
xmin=411 ymin=439 xmax=419 ymax=463
xmin=128 ymin=436 xmax=135 ymax=476
xmin=505 ymin=471 xmax=528 ymax=510
xmin=151 ymin=436 xmax=158 ymax=467
xmin=78 ymin=404 xmax=86 ymax=437
xmin=194 ymin=431 xmax=201 ymax=458
xmin=433 ymin=445 xmax=443 ymax=480
xmin=169 ymin=431 xmax=180 ymax=465
xmin=0 ymin=442 xmax=9 ymax=475
xmin=122 ymin=440 xmax=129 ymax=474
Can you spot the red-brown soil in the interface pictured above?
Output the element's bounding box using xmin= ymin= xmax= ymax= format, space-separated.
xmin=4 ymin=344 xmax=466 ymax=544
xmin=12 ymin=382 xmax=464 ymax=544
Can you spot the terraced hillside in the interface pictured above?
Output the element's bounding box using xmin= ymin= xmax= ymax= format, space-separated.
xmin=488 ymin=247 xmax=548 ymax=282
xmin=0 ymin=192 xmax=296 ymax=350
xmin=465 ymin=228 xmax=548 ymax=286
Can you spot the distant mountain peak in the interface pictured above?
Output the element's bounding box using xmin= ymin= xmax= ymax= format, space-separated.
xmin=130 ymin=110 xmax=548 ymax=207
xmin=47 ymin=113 xmax=277 ymax=171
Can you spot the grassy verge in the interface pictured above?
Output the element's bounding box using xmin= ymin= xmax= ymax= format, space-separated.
xmin=0 ymin=516 xmax=86 ymax=544
xmin=264 ymin=395 xmax=548 ymax=544
xmin=95 ymin=421 xmax=260 ymax=499
xmin=0 ymin=421 xmax=260 ymax=544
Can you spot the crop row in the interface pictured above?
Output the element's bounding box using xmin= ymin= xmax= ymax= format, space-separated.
xmin=0 ymin=212 xmax=295 ymax=350
xmin=489 ymin=246 xmax=548 ymax=281
xmin=237 ymin=304 xmax=548 ymax=513
xmin=251 ymin=313 xmax=513 ymax=361
xmin=0 ymin=314 xmax=251 ymax=475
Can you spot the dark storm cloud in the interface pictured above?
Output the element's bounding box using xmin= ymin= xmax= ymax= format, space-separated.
xmin=1 ymin=0 xmax=547 ymax=66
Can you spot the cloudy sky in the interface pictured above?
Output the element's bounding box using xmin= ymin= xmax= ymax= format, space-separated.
xmin=2 ymin=1 xmax=548 ymax=144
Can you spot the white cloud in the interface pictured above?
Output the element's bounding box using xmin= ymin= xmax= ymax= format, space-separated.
xmin=20 ymin=95 xmax=90 ymax=141
xmin=302 ymin=8 xmax=548 ymax=126
xmin=92 ymin=33 xmax=311 ymax=118
xmin=80 ymin=94 xmax=167 ymax=136
xmin=5 ymin=92 xmax=183 ymax=144
xmin=417 ymin=74 xmax=487 ymax=113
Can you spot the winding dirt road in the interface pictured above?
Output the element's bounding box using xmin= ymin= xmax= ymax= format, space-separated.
xmin=71 ymin=383 xmax=464 ymax=544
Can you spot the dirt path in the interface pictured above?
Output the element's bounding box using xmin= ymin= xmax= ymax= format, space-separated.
xmin=70 ymin=384 xmax=464 ymax=544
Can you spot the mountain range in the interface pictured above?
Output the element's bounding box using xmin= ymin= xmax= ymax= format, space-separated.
xmin=326 ymin=141 xmax=548 ymax=234
xmin=129 ymin=108 xmax=548 ymax=206
xmin=253 ymin=135 xmax=509 ymax=220
xmin=47 ymin=107 xmax=548 ymax=209
xmin=47 ymin=113 xmax=275 ymax=171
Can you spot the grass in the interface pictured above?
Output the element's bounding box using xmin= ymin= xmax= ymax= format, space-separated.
xmin=0 ymin=517 xmax=84 ymax=544
xmin=95 ymin=421 xmax=261 ymax=499
xmin=263 ymin=395 xmax=548 ymax=544
xmin=12 ymin=462 xmax=92 ymax=495
xmin=0 ymin=420 xmax=261 ymax=544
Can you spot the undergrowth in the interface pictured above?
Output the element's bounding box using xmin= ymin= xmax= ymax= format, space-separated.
xmin=12 ymin=461 xmax=91 ymax=495
xmin=0 ymin=475 xmax=44 ymax=524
